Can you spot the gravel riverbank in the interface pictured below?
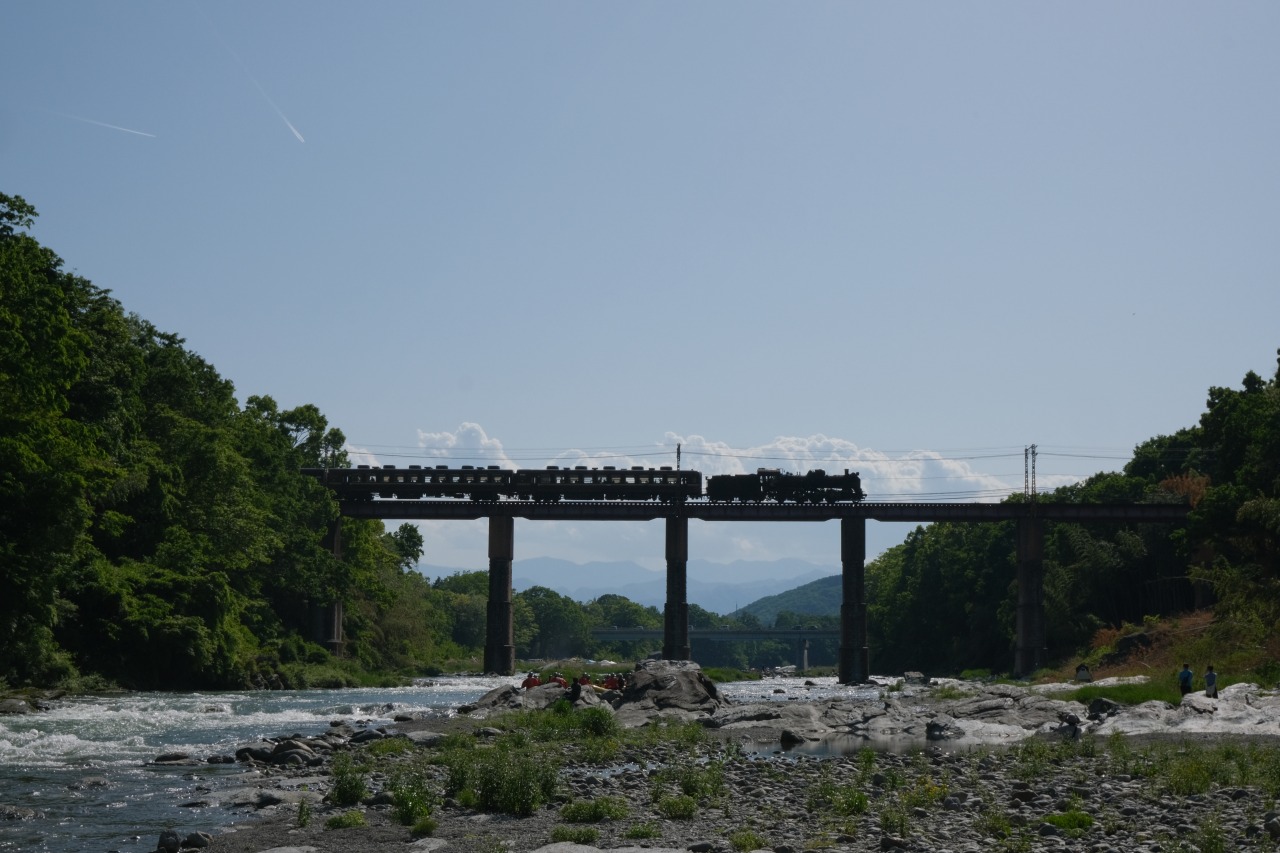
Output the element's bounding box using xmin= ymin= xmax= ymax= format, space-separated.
xmin=191 ymin=676 xmax=1280 ymax=853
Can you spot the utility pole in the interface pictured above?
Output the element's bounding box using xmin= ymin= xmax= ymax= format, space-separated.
xmin=1024 ymin=444 xmax=1038 ymax=502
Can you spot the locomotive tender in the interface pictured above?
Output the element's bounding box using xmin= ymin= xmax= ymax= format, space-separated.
xmin=303 ymin=464 xmax=865 ymax=504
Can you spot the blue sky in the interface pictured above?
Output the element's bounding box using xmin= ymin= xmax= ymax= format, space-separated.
xmin=6 ymin=3 xmax=1279 ymax=575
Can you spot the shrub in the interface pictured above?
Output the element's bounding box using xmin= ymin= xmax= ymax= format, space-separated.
xmin=386 ymin=764 xmax=439 ymax=825
xmin=727 ymin=828 xmax=768 ymax=851
xmin=656 ymin=761 xmax=725 ymax=800
xmin=624 ymin=822 xmax=661 ymax=839
xmin=411 ymin=816 xmax=438 ymax=838
xmin=655 ymin=794 xmax=697 ymax=819
xmin=1043 ymin=810 xmax=1094 ymax=837
xmin=366 ymin=736 xmax=414 ymax=757
xmin=328 ymin=753 xmax=368 ymax=806
xmin=443 ymin=742 xmax=558 ymax=816
xmin=325 ymin=810 xmax=367 ymax=829
xmin=974 ymin=809 xmax=1012 ymax=839
xmin=629 ymin=719 xmax=706 ymax=749
xmin=879 ymin=801 xmax=909 ymax=836
xmin=805 ymin=777 xmax=869 ymax=816
xmin=1196 ymin=812 xmax=1226 ymax=853
xmin=550 ymin=825 xmax=599 ymax=844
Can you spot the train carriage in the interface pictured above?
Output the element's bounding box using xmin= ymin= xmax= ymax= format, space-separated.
xmin=304 ymin=464 xmax=863 ymax=503
xmin=513 ymin=466 xmax=701 ymax=503
xmin=302 ymin=464 xmax=704 ymax=503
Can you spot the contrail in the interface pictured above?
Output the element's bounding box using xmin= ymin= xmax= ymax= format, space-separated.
xmin=48 ymin=111 xmax=156 ymax=138
xmin=194 ymin=1 xmax=305 ymax=143
xmin=239 ymin=67 xmax=306 ymax=143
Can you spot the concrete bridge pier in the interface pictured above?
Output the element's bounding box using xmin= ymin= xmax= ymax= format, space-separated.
xmin=839 ymin=517 xmax=869 ymax=684
xmin=796 ymin=638 xmax=810 ymax=673
xmin=663 ymin=514 xmax=690 ymax=661
xmin=484 ymin=515 xmax=516 ymax=675
xmin=1014 ymin=515 xmax=1045 ymax=678
xmin=321 ymin=519 xmax=345 ymax=656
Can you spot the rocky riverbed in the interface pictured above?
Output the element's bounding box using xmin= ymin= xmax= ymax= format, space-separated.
xmin=35 ymin=662 xmax=1280 ymax=853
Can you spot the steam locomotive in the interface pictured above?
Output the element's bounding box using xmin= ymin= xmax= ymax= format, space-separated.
xmin=705 ymin=467 xmax=866 ymax=504
xmin=302 ymin=465 xmax=865 ymax=504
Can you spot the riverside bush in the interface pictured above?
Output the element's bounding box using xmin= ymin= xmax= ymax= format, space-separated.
xmin=328 ymin=753 xmax=369 ymax=806
xmin=443 ymin=742 xmax=558 ymax=816
xmin=387 ymin=762 xmax=439 ymax=825
xmin=550 ymin=825 xmax=599 ymax=844
xmin=623 ymin=822 xmax=661 ymax=839
xmin=325 ymin=810 xmax=367 ymax=829
xmin=878 ymin=801 xmax=909 ymax=836
xmin=494 ymin=701 xmax=622 ymax=761
xmin=727 ymin=828 xmax=768 ymax=851
xmin=1044 ymin=809 xmax=1094 ymax=837
xmin=504 ymin=700 xmax=620 ymax=741
xmin=655 ymin=794 xmax=697 ymax=819
xmin=655 ymin=760 xmax=725 ymax=800
xmin=805 ymin=773 xmax=869 ymax=817
xmin=366 ymin=736 xmax=414 ymax=757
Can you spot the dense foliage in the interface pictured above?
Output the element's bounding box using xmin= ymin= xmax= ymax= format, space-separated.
xmin=865 ymin=352 xmax=1280 ymax=676
xmin=0 ymin=195 xmax=474 ymax=688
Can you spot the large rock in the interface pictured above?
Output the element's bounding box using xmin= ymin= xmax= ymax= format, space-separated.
xmin=459 ymin=681 xmax=610 ymax=716
xmin=612 ymin=660 xmax=723 ymax=727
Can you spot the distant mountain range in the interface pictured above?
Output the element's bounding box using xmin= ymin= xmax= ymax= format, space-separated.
xmin=420 ymin=557 xmax=838 ymax=616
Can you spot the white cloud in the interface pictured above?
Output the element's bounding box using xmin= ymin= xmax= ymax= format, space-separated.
xmin=416 ymin=422 xmax=516 ymax=467
xmin=344 ymin=444 xmax=380 ymax=467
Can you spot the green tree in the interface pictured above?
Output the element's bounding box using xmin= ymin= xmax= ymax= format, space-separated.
xmin=516 ymin=586 xmax=589 ymax=659
xmin=0 ymin=193 xmax=93 ymax=682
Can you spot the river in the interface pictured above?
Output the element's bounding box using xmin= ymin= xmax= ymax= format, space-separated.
xmin=0 ymin=675 xmax=863 ymax=853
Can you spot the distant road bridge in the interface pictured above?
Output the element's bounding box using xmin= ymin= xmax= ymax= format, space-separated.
xmin=591 ymin=627 xmax=839 ymax=642
xmin=590 ymin=626 xmax=840 ymax=671
xmin=322 ymin=496 xmax=1189 ymax=683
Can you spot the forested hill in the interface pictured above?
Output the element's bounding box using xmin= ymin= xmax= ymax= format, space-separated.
xmin=4 ymin=190 xmax=1280 ymax=687
xmin=733 ymin=575 xmax=841 ymax=623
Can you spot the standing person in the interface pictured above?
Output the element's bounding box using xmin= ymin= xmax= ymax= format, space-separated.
xmin=1178 ymin=663 xmax=1194 ymax=696
xmin=1204 ymin=665 xmax=1218 ymax=698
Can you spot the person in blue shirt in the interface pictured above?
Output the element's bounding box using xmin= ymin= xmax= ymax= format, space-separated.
xmin=1178 ymin=663 xmax=1194 ymax=696
xmin=1204 ymin=665 xmax=1218 ymax=698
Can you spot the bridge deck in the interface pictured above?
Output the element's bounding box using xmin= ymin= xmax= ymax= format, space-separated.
xmin=338 ymin=499 xmax=1189 ymax=523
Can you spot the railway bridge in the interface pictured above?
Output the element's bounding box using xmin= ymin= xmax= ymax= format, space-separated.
xmin=321 ymin=496 xmax=1189 ymax=683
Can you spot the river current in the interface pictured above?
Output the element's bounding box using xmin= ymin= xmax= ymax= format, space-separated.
xmin=0 ymin=675 xmax=865 ymax=853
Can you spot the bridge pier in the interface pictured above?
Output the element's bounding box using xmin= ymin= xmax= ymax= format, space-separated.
xmin=839 ymin=517 xmax=869 ymax=684
xmin=1014 ymin=515 xmax=1045 ymax=678
xmin=796 ymin=638 xmax=810 ymax=673
xmin=484 ymin=516 xmax=516 ymax=675
xmin=663 ymin=514 xmax=690 ymax=661
xmin=322 ymin=519 xmax=345 ymax=656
